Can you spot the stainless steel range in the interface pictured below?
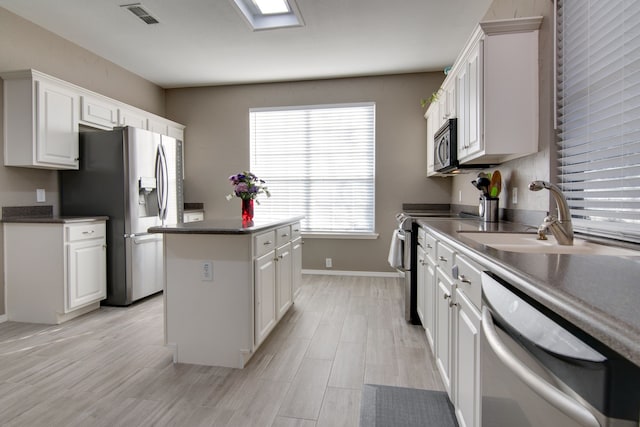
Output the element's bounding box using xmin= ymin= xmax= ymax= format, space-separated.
xmin=392 ymin=211 xmax=460 ymax=324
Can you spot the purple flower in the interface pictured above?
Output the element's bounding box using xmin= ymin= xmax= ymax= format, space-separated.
xmin=227 ymin=170 xmax=270 ymax=202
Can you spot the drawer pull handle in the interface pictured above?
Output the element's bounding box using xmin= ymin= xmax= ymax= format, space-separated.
xmin=293 ymin=228 xmax=300 ymax=232
xmin=264 ymin=240 xmax=273 ymax=245
xmin=438 ymin=256 xmax=447 ymax=262
xmin=443 ymin=293 xmax=450 ymax=300
xmin=281 ymin=234 xmax=289 ymax=237
xmin=82 ymin=230 xmax=95 ymax=234
xmin=449 ymin=301 xmax=459 ymax=308
xmin=426 ymin=244 xmax=433 ymax=249
xmin=459 ymin=275 xmax=472 ymax=284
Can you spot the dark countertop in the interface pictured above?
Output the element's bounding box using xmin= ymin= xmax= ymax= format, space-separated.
xmin=2 ymin=216 xmax=109 ymax=224
xmin=418 ymin=217 xmax=640 ymax=368
xmin=149 ymin=215 xmax=304 ymax=235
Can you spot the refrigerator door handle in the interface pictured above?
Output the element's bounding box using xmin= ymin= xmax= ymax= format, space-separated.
xmin=155 ymin=144 xmax=168 ymax=223
xmin=160 ymin=143 xmax=169 ymax=220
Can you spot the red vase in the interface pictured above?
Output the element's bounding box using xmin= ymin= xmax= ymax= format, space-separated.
xmin=242 ymin=198 xmax=254 ymax=222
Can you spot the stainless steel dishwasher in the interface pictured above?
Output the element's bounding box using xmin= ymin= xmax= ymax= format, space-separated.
xmin=481 ymin=271 xmax=640 ymax=427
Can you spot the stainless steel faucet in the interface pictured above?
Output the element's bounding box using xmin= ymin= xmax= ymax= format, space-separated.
xmin=528 ymin=180 xmax=574 ymax=245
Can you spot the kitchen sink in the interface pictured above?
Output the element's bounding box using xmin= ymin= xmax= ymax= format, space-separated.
xmin=457 ymin=231 xmax=640 ymax=256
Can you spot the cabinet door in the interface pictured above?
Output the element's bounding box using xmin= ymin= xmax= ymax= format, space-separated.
xmin=425 ymin=104 xmax=438 ymax=177
xmin=465 ymin=40 xmax=483 ymax=159
xmin=292 ymin=237 xmax=303 ymax=299
xmin=454 ymin=289 xmax=481 ymax=427
xmin=456 ymin=61 xmax=468 ymax=160
xmin=276 ymin=243 xmax=293 ymax=319
xmin=148 ymin=117 xmax=169 ymax=135
xmin=424 ymin=258 xmax=436 ymax=353
xmin=118 ymin=107 xmax=148 ymax=129
xmin=442 ymin=78 xmax=456 ymax=122
xmin=416 ymin=244 xmax=426 ymax=325
xmin=36 ymin=79 xmax=79 ymax=168
xmin=167 ymin=125 xmax=185 ymax=141
xmin=66 ymin=239 xmax=106 ymax=311
xmin=255 ymin=251 xmax=277 ymax=345
xmin=435 ymin=268 xmax=454 ymax=397
xmin=80 ymin=95 xmax=118 ymax=129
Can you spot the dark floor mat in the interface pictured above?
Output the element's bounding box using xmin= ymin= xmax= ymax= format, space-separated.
xmin=360 ymin=384 xmax=459 ymax=427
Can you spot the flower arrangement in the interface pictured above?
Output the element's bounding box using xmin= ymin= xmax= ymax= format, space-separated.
xmin=226 ymin=171 xmax=270 ymax=203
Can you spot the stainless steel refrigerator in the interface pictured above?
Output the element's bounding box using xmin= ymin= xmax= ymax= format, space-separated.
xmin=61 ymin=126 xmax=184 ymax=306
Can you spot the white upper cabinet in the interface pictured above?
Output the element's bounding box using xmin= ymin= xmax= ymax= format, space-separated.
xmin=118 ymin=107 xmax=149 ymax=129
xmin=426 ymin=17 xmax=543 ymax=171
xmin=1 ymin=69 xmax=185 ymax=170
xmin=80 ymin=94 xmax=118 ymax=130
xmin=456 ymin=17 xmax=542 ymax=165
xmin=2 ymin=70 xmax=80 ymax=169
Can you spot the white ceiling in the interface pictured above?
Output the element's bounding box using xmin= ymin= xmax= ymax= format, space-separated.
xmin=0 ymin=0 xmax=493 ymax=88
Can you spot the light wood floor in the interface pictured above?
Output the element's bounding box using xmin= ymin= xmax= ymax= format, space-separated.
xmin=0 ymin=274 xmax=444 ymax=426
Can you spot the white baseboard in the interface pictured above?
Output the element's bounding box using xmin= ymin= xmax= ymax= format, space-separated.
xmin=303 ymin=269 xmax=403 ymax=278
xmin=0 ymin=314 xmax=7 ymax=323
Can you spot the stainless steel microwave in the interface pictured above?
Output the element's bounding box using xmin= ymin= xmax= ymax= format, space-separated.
xmin=434 ymin=118 xmax=458 ymax=173
xmin=433 ymin=118 xmax=493 ymax=173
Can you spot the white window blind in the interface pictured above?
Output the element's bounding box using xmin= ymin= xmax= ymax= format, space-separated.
xmin=250 ymin=103 xmax=375 ymax=234
xmin=557 ymin=0 xmax=640 ymax=242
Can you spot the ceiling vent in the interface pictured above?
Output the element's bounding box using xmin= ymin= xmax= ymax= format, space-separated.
xmin=120 ymin=3 xmax=159 ymax=25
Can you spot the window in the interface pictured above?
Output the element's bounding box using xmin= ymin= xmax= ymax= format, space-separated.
xmin=557 ymin=0 xmax=640 ymax=242
xmin=250 ymin=103 xmax=376 ymax=235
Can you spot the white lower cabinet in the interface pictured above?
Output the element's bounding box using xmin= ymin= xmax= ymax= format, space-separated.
xmin=420 ymin=226 xmax=482 ymax=427
xmin=4 ymin=220 xmax=107 ymax=324
xmin=276 ymin=242 xmax=293 ymax=319
xmin=416 ymin=244 xmax=426 ymax=325
xmin=253 ymin=222 xmax=301 ymax=347
xmin=292 ymin=237 xmax=303 ymax=298
xmin=453 ymin=288 xmax=481 ymax=427
xmin=435 ymin=267 xmax=455 ymax=396
xmin=254 ymin=251 xmax=277 ymax=345
xmin=66 ymin=236 xmax=107 ymax=311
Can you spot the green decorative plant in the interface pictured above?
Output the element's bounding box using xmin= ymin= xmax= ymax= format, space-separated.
xmin=420 ymin=89 xmax=442 ymax=108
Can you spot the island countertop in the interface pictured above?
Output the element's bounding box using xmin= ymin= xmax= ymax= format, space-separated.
xmin=148 ymin=215 xmax=305 ymax=235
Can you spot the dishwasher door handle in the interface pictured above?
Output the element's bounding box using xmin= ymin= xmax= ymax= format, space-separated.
xmin=481 ymin=307 xmax=601 ymax=427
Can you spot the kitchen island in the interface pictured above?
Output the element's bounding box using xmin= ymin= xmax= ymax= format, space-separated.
xmin=149 ymin=216 xmax=303 ymax=368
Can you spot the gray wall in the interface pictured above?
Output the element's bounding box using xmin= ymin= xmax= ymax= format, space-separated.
xmin=165 ymin=73 xmax=451 ymax=273
xmin=450 ymin=0 xmax=556 ymax=218
xmin=0 ymin=7 xmax=166 ymax=316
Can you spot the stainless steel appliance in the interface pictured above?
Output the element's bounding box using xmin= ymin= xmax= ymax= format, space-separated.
xmin=481 ymin=271 xmax=640 ymax=427
xmin=393 ymin=211 xmax=460 ymax=324
xmin=434 ymin=119 xmax=458 ymax=173
xmin=61 ymin=126 xmax=184 ymax=306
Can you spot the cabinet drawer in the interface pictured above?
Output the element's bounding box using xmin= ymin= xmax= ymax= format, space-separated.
xmin=424 ymin=233 xmax=437 ymax=263
xmin=254 ymin=230 xmax=276 ymax=257
xmin=291 ymin=222 xmax=302 ymax=240
xmin=454 ymin=255 xmax=482 ymax=309
xmin=276 ymin=225 xmax=291 ymax=247
xmin=183 ymin=211 xmax=204 ymax=223
xmin=436 ymin=241 xmax=455 ymax=274
xmin=66 ymin=222 xmax=106 ymax=242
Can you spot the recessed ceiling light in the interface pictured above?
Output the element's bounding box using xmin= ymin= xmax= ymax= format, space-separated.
xmin=231 ymin=0 xmax=304 ymax=31
xmin=253 ymin=0 xmax=290 ymax=15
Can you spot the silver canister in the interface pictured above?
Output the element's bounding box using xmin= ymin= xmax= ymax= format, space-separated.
xmin=479 ymin=197 xmax=499 ymax=222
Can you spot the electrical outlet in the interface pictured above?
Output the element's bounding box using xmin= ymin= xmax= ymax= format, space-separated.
xmin=201 ymin=261 xmax=213 ymax=281
xmin=512 ymin=187 xmax=518 ymax=205
xmin=36 ymin=188 xmax=46 ymax=203
xmin=325 ymin=258 xmax=332 ymax=268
